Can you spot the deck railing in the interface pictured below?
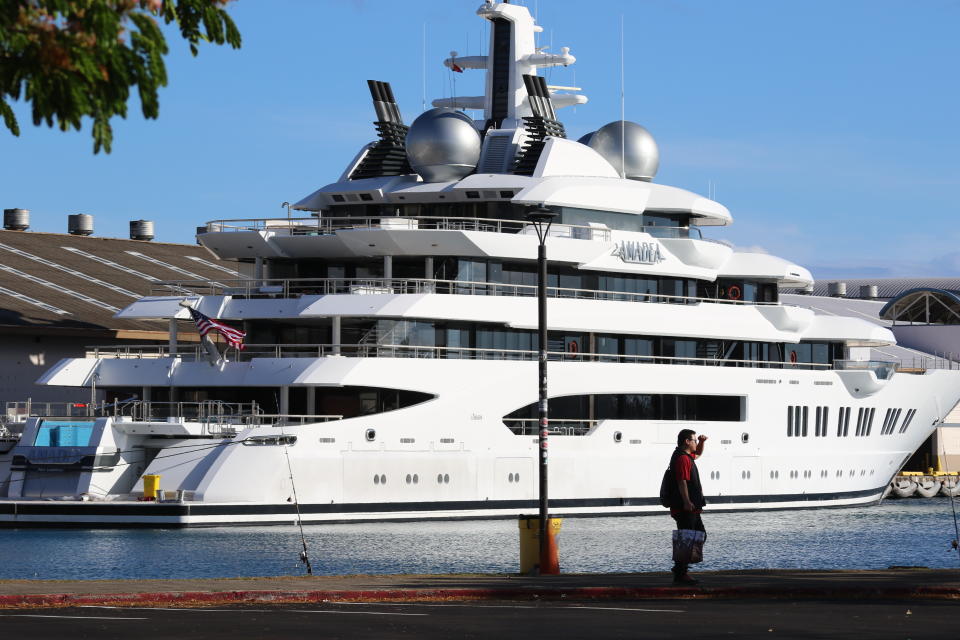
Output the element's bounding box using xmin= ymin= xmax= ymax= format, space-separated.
xmin=150 ymin=276 xmax=775 ymax=307
xmin=2 ymin=399 xmax=342 ymax=430
xmin=503 ymin=418 xmax=598 ymax=436
xmin=4 ymin=400 xmax=99 ymax=421
xmin=88 ymin=343 xmax=960 ymax=374
xmin=88 ymin=342 xmax=834 ymax=370
xmin=203 ymin=215 xmax=701 ymax=242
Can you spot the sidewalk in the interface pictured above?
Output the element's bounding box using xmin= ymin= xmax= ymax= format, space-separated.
xmin=1 ymin=568 xmax=959 ymax=609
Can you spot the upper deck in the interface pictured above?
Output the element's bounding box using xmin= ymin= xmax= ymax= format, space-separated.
xmin=197 ymin=211 xmax=810 ymax=288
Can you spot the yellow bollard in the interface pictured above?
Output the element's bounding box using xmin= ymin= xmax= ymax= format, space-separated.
xmin=142 ymin=474 xmax=161 ymax=501
xmin=518 ymin=515 xmax=562 ymax=575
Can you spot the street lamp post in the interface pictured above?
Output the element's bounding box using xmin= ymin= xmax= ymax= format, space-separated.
xmin=526 ymin=204 xmax=558 ymax=574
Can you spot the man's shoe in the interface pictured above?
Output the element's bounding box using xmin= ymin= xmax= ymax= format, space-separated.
xmin=673 ymin=574 xmax=699 ymax=585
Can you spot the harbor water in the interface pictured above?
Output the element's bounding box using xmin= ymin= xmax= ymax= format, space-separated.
xmin=1 ymin=499 xmax=958 ymax=581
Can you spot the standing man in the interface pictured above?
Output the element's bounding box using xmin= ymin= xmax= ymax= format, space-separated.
xmin=668 ymin=428 xmax=707 ymax=584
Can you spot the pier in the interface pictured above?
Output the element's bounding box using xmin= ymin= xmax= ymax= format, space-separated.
xmin=1 ymin=570 xmax=958 ymax=639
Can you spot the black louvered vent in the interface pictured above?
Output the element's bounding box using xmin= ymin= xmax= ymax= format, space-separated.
xmin=483 ymin=18 xmax=513 ymax=131
xmin=513 ymin=75 xmax=566 ymax=176
xmin=350 ymin=80 xmax=413 ymax=180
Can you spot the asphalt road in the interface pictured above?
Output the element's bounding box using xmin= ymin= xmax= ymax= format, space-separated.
xmin=0 ymin=599 xmax=954 ymax=639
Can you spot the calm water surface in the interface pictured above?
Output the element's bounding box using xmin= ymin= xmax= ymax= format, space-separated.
xmin=2 ymin=499 xmax=959 ymax=580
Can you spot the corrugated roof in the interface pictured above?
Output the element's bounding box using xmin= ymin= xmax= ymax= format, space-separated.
xmin=0 ymin=229 xmax=239 ymax=335
xmin=779 ymin=294 xmax=893 ymax=326
xmin=787 ymin=278 xmax=960 ymax=300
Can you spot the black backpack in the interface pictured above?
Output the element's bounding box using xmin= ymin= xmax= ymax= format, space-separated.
xmin=659 ymin=449 xmax=686 ymax=508
xmin=658 ymin=465 xmax=676 ymax=508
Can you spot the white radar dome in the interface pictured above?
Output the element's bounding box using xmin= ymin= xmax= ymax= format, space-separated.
xmin=585 ymin=120 xmax=659 ymax=181
xmin=405 ymin=108 xmax=481 ymax=182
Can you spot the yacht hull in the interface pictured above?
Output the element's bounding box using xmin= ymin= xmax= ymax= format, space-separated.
xmin=2 ymin=360 xmax=954 ymax=527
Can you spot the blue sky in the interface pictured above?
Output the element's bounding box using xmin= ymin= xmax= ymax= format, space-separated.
xmin=3 ymin=0 xmax=958 ymax=279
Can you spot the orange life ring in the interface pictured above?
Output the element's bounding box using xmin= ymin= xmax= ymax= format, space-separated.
xmin=789 ymin=350 xmax=798 ymax=364
xmin=727 ymin=285 xmax=742 ymax=301
xmin=567 ymin=340 xmax=579 ymax=354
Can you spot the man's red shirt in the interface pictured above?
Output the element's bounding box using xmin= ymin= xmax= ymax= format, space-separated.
xmin=670 ymin=452 xmax=702 ymax=516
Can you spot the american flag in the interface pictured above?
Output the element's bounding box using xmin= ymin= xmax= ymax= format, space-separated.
xmin=189 ymin=308 xmax=246 ymax=350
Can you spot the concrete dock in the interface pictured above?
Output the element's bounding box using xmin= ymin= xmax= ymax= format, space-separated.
xmin=1 ymin=568 xmax=958 ymax=609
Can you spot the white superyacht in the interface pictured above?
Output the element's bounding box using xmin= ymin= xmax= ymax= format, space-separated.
xmin=2 ymin=1 xmax=958 ymax=526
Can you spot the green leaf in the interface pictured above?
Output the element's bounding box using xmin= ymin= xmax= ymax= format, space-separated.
xmin=0 ymin=0 xmax=241 ymax=153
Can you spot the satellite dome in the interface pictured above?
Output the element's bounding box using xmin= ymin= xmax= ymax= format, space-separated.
xmin=586 ymin=120 xmax=659 ymax=181
xmin=405 ymin=108 xmax=481 ymax=182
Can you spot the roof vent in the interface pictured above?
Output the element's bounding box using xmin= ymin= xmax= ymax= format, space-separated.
xmin=860 ymin=285 xmax=878 ymax=299
xmin=828 ymin=282 xmax=847 ymax=297
xmin=68 ymin=213 xmax=94 ymax=236
xmin=3 ymin=208 xmax=29 ymax=231
xmin=130 ymin=219 xmax=155 ymax=241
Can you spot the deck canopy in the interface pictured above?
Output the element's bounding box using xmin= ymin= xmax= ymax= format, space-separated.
xmin=879 ymin=288 xmax=960 ymax=325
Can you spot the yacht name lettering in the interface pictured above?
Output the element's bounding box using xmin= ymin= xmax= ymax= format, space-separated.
xmin=612 ymin=240 xmax=665 ymax=264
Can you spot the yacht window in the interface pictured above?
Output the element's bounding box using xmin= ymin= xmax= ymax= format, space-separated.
xmin=33 ymin=420 xmax=95 ymax=447
xmin=504 ymin=394 xmax=744 ymax=432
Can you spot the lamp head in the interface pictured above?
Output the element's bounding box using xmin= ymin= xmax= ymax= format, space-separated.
xmin=526 ymin=204 xmax=558 ymax=224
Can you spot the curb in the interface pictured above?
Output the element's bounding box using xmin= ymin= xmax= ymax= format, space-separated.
xmin=1 ymin=585 xmax=959 ymax=609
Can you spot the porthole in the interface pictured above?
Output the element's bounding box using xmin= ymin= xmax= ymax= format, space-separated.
xmin=775 ymin=470 xmax=779 ymax=479
xmin=747 ymin=471 xmax=751 ymax=479
xmin=405 ymin=474 xmax=412 ymax=484
xmin=444 ymin=473 xmax=450 ymax=483
xmin=437 ymin=473 xmax=444 ymax=484
xmin=365 ymin=428 xmax=376 ymax=441
xmin=613 ymin=431 xmax=622 ymax=443
xmin=741 ymin=471 xmax=746 ymax=479
xmin=741 ymin=433 xmax=750 ymax=444
xmin=413 ymin=474 xmax=419 ymax=484
xmin=379 ymin=474 xmax=386 ymax=484
xmin=770 ymin=471 xmax=775 ymax=479
xmin=512 ymin=473 xmax=518 ymax=483
xmin=374 ymin=475 xmax=380 ymax=485
xmin=508 ymin=472 xmax=514 ymax=483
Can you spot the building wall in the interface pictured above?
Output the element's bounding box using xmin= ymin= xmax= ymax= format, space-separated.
xmin=891 ymin=325 xmax=960 ymax=359
xmin=935 ymin=425 xmax=960 ymax=473
xmin=0 ymin=334 xmax=129 ymax=408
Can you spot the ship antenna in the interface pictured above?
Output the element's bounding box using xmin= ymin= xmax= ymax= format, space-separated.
xmin=620 ymin=13 xmax=627 ymax=178
xmin=422 ymin=23 xmax=427 ymax=112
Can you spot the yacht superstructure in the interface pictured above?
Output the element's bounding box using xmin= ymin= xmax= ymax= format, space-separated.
xmin=2 ymin=1 xmax=958 ymax=526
